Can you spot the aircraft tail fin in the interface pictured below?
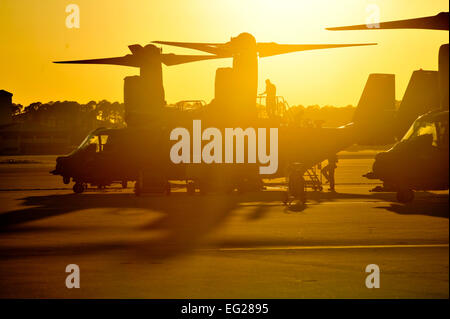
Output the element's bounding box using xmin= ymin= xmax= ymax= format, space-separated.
xmin=352 ymin=73 xmax=396 ymax=145
xmin=394 ymin=70 xmax=440 ymax=139
xmin=439 ymin=44 xmax=449 ymax=110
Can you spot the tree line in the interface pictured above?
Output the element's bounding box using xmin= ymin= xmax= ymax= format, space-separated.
xmin=12 ymin=100 xmax=126 ymax=127
xmin=11 ymin=100 xmax=362 ymax=128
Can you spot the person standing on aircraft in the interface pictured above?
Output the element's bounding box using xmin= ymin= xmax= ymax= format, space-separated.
xmin=321 ymin=154 xmax=338 ymax=192
xmin=259 ymin=79 xmax=277 ymax=117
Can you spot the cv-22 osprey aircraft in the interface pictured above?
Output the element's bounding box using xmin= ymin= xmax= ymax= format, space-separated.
xmin=51 ymin=32 xmax=403 ymax=196
xmin=328 ymin=12 xmax=449 ymax=202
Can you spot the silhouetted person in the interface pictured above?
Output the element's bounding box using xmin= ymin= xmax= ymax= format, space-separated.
xmin=260 ymin=79 xmax=277 ymax=117
xmin=321 ymin=154 xmax=338 ymax=191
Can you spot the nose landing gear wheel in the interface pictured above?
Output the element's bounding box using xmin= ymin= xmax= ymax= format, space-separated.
xmin=73 ymin=182 xmax=85 ymax=194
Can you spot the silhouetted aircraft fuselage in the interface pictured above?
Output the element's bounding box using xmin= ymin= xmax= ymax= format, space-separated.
xmin=365 ymin=110 xmax=449 ymax=202
xmin=51 ymin=118 xmax=359 ymax=192
xmin=52 ymin=32 xmax=382 ymax=194
xmin=328 ymin=12 xmax=450 ymax=202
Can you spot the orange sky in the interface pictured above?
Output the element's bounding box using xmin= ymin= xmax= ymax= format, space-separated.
xmin=1 ymin=0 xmax=448 ymax=107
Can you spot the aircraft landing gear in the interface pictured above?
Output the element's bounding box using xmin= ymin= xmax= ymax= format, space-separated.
xmin=63 ymin=176 xmax=70 ymax=184
xmin=73 ymin=182 xmax=85 ymax=194
xmin=284 ymin=163 xmax=306 ymax=207
xmin=396 ymin=188 xmax=415 ymax=203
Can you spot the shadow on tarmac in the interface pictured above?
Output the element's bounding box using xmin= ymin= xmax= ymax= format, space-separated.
xmin=1 ymin=190 xmax=447 ymax=230
xmin=0 ymin=189 xmax=447 ymax=260
xmin=0 ymin=193 xmax=235 ymax=260
xmin=303 ymin=190 xmax=448 ymax=218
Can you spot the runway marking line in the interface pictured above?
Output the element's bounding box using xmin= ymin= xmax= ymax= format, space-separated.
xmin=207 ymin=244 xmax=449 ymax=252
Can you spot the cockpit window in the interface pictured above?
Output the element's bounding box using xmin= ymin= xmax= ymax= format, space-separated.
xmin=86 ymin=135 xmax=100 ymax=152
xmin=77 ymin=133 xmax=110 ymax=152
xmin=98 ymin=135 xmax=109 ymax=152
xmin=77 ymin=134 xmax=96 ymax=151
xmin=402 ymin=120 xmax=439 ymax=146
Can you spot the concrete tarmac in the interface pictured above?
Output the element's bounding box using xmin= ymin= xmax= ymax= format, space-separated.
xmin=0 ymin=156 xmax=448 ymax=298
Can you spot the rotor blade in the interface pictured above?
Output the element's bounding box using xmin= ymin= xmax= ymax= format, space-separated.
xmin=53 ymin=55 xmax=139 ymax=67
xmin=327 ymin=12 xmax=449 ymax=31
xmin=161 ymin=54 xmax=227 ymax=66
xmin=257 ymin=43 xmax=377 ymax=58
xmin=153 ymin=41 xmax=227 ymax=55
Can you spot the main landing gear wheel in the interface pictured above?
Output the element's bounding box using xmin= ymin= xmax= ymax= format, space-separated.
xmin=285 ymin=164 xmax=306 ymax=207
xmin=396 ymin=189 xmax=415 ymax=203
xmin=73 ymin=182 xmax=85 ymax=194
